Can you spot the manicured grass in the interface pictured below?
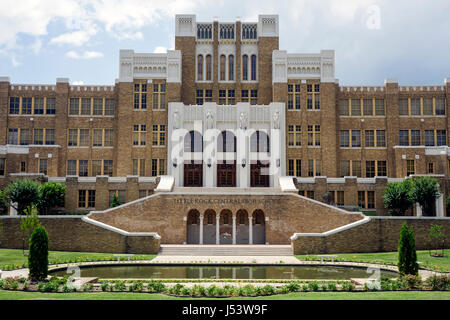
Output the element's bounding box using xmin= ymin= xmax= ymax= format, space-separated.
xmin=0 ymin=249 xmax=156 ymax=270
xmin=0 ymin=290 xmax=449 ymax=300
xmin=296 ymin=249 xmax=450 ymax=272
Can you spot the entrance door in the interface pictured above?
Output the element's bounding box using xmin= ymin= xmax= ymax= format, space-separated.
xmin=250 ymin=161 xmax=270 ymax=187
xmin=184 ymin=161 xmax=203 ymax=187
xmin=217 ymin=161 xmax=236 ymax=187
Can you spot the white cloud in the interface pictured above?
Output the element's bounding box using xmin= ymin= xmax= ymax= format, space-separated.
xmin=66 ymin=50 xmax=103 ymax=59
xmin=11 ymin=56 xmax=21 ymax=67
xmin=72 ymin=80 xmax=84 ymax=85
xmin=50 ymin=29 xmax=97 ymax=46
xmin=153 ymin=46 xmax=168 ymax=53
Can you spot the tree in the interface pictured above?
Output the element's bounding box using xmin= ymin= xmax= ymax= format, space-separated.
xmin=398 ymin=222 xmax=419 ymax=276
xmin=28 ymin=225 xmax=49 ymax=282
xmin=428 ymin=224 xmax=446 ymax=257
xmin=110 ymin=193 xmax=121 ymax=208
xmin=20 ymin=205 xmax=41 ymax=255
xmin=383 ymin=180 xmax=414 ymax=216
xmin=411 ymin=176 xmax=440 ymax=216
xmin=0 ymin=190 xmax=8 ymax=215
xmin=4 ymin=179 xmax=40 ymax=215
xmin=38 ymin=182 xmax=65 ymax=214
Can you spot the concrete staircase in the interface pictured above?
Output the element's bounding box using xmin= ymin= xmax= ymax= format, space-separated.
xmin=158 ymin=245 xmax=293 ymax=256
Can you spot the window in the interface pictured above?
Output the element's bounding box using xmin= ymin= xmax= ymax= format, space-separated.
xmin=133 ymin=125 xmax=146 ymax=146
xmin=335 ymin=191 xmax=345 ymax=206
xmin=93 ymin=129 xmax=113 ymax=147
xmin=67 ymin=160 xmax=77 ymax=175
xmin=79 ymin=129 xmax=89 ymax=147
xmin=197 ymin=55 xmax=203 ymax=81
xmin=399 ymin=99 xmax=408 ymax=115
xmin=366 ymin=161 xmax=375 ymax=178
xmin=153 ymin=83 xmax=166 ymax=110
xmin=46 ymin=98 xmax=56 ymax=114
xmin=287 ymin=84 xmax=301 ymax=110
xmin=365 ymin=160 xmax=386 ymax=177
xmin=105 ymin=99 xmax=114 ymax=115
xmin=411 ymin=130 xmax=420 ymax=146
xmin=78 ymin=190 xmax=95 ymax=208
xmin=184 ymin=131 xmax=203 ymax=152
xmin=228 ymin=55 xmax=234 ymax=81
xmin=19 ymin=129 xmax=30 ymax=145
xmin=423 ymin=98 xmax=433 ymax=115
xmin=139 ymin=190 xmax=153 ymax=198
xmin=33 ymin=129 xmax=43 ymax=145
xmin=437 ymin=130 xmax=446 ymax=146
xmin=428 ymin=162 xmax=434 ymax=174
xmin=44 ymin=128 xmax=55 ymax=145
xmin=308 ymin=159 xmax=321 ymax=177
xmin=0 ymin=158 xmax=5 ymax=176
xmin=39 ymin=159 xmax=47 ymax=175
xmin=22 ymin=98 xmax=32 ymax=114
xmin=197 ymin=23 xmax=212 ymax=40
xmin=251 ymin=55 xmax=257 ymax=81
xmin=410 ymin=98 xmax=420 ymax=115
xmin=242 ymin=55 xmax=248 ymax=81
xmin=93 ymin=99 xmax=103 ymax=115
xmin=109 ymin=190 xmax=126 ymax=206
xmin=9 ymin=97 xmax=20 ymax=114
xmin=378 ymin=160 xmax=387 ymax=176
xmin=363 ymin=99 xmax=373 ymax=116
xmin=306 ymin=84 xmax=320 ymax=110
xmin=91 ymin=160 xmax=113 ymax=176
xmin=69 ymin=98 xmax=79 ymax=115
xmin=219 ymin=24 xmax=235 ymax=40
xmin=375 ymin=99 xmax=385 ymax=115
xmin=435 ymin=98 xmax=445 ymax=115
xmin=134 ymin=83 xmax=147 ymax=110
xmin=306 ymin=191 xmax=315 ymax=199
xmin=132 ymin=159 xmax=146 ymax=176
xmin=151 ymin=159 xmax=166 ymax=176
xmin=206 ymin=55 xmax=212 ymax=81
xmin=242 ymin=24 xmax=257 ymax=39
xmin=399 ymin=97 xmax=445 ymax=116
xmin=358 ymin=191 xmax=375 ymax=209
xmin=92 ymin=160 xmax=102 ymax=176
xmin=351 ymin=99 xmax=361 ymax=116
xmin=340 ymin=160 xmax=361 ymax=177
xmin=196 ymin=89 xmax=213 ymax=105
xmin=399 ymin=130 xmax=420 ymax=146
xmin=81 ymin=98 xmax=91 ymax=115
xmin=399 ymin=130 xmax=409 ymax=146
xmin=250 ymin=131 xmax=269 ymax=152
xmin=340 ymin=131 xmax=349 ymax=147
xmin=20 ymin=161 xmax=26 ymax=172
xmin=79 ymin=160 xmax=88 ymax=176
xmin=352 ymin=130 xmax=361 ymax=148
xmin=8 ymin=129 xmax=18 ymax=144
xmin=288 ymin=159 xmax=301 ymax=177
xmin=152 ymin=125 xmax=166 ymax=146
xmin=339 ymin=99 xmax=349 ymax=116
xmin=34 ymin=98 xmax=44 ymax=114
xmin=365 ymin=130 xmax=385 ymax=147
xmin=220 ymin=55 xmax=226 ymax=81
xmin=406 ymin=160 xmax=415 ymax=176
xmin=218 ymin=89 xmax=236 ymax=105
xmin=67 ymin=160 xmax=88 ymax=176
xmin=241 ymin=90 xmax=257 ymax=105
xmin=307 ymin=125 xmax=320 ymax=146
xmin=103 ymin=160 xmax=113 ymax=176
xmin=288 ymin=125 xmax=301 ymax=147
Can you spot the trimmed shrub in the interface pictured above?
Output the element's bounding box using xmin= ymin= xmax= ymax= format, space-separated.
xmin=28 ymin=226 xmax=49 ymax=282
xmin=398 ymin=222 xmax=419 ymax=276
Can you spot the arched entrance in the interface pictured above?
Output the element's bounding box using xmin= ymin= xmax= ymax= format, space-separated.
xmin=219 ymin=209 xmax=233 ymax=244
xmin=186 ymin=209 xmax=200 ymax=244
xmin=252 ymin=209 xmax=266 ymax=244
xmin=203 ymin=209 xmax=216 ymax=244
xmin=236 ymin=209 xmax=249 ymax=244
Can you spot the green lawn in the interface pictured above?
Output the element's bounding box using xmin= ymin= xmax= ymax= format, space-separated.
xmin=0 ymin=249 xmax=156 ymax=270
xmin=296 ymin=249 xmax=450 ymax=272
xmin=0 ymin=290 xmax=449 ymax=300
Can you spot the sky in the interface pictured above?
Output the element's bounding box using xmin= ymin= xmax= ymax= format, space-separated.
xmin=0 ymin=0 xmax=449 ymax=86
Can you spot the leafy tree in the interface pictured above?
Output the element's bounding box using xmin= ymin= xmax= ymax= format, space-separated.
xmin=411 ymin=176 xmax=440 ymax=216
xmin=0 ymin=190 xmax=8 ymax=215
xmin=4 ymin=179 xmax=40 ymax=215
xmin=398 ymin=222 xmax=419 ymax=276
xmin=383 ymin=180 xmax=414 ymax=216
xmin=110 ymin=194 xmax=121 ymax=208
xmin=20 ymin=205 xmax=41 ymax=254
xmin=38 ymin=182 xmax=65 ymax=214
xmin=428 ymin=224 xmax=446 ymax=256
xmin=28 ymin=225 xmax=49 ymax=282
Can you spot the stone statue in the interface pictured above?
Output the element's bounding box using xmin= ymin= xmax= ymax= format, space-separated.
xmin=205 ymin=111 xmax=214 ymax=129
xmin=273 ymin=111 xmax=280 ymax=129
xmin=239 ymin=112 xmax=248 ymax=130
xmin=173 ymin=110 xmax=180 ymax=129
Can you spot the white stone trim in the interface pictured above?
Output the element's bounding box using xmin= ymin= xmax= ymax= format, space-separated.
xmin=155 ymin=175 xmax=175 ymax=192
xmin=290 ymin=216 xmax=371 ymax=240
xmin=81 ymin=216 xmax=161 ymax=239
xmin=279 ymin=176 xmax=297 ymax=192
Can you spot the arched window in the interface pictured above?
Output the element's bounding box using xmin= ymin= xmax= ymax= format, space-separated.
xmin=251 ymin=55 xmax=257 ymax=81
xmin=197 ymin=55 xmax=203 ymax=81
xmin=184 ymin=131 xmax=203 ymax=152
xmin=217 ymin=131 xmax=236 ymax=152
xmin=204 ymin=209 xmax=215 ymax=225
xmin=253 ymin=210 xmax=265 ymax=224
xmin=228 ymin=55 xmax=234 ymax=81
xmin=220 ymin=55 xmax=226 ymax=81
xmin=206 ymin=55 xmax=212 ymax=81
xmin=250 ymin=131 xmax=270 ymax=152
xmin=187 ymin=209 xmax=200 ymax=224
xmin=242 ymin=55 xmax=248 ymax=81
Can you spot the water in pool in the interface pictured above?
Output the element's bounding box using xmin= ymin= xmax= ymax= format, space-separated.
xmin=51 ymin=265 xmax=397 ymax=280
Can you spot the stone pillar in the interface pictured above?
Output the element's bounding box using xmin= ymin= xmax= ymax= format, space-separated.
xmin=248 ymin=214 xmax=253 ymax=245
xmin=232 ymin=213 xmax=237 ymax=245
xmin=416 ymin=203 xmax=422 ymax=217
xmin=232 ymin=268 xmax=236 ymax=279
xmin=199 ymin=214 xmax=204 ymax=245
xmin=199 ymin=268 xmax=203 ymax=279
xmin=216 ymin=213 xmax=220 ymax=245
xmin=436 ymin=193 xmax=444 ymax=217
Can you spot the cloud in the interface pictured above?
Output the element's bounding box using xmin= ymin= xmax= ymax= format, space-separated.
xmin=50 ymin=29 xmax=97 ymax=46
xmin=153 ymin=46 xmax=168 ymax=53
xmin=11 ymin=56 xmax=21 ymax=67
xmin=66 ymin=50 xmax=103 ymax=59
xmin=72 ymin=80 xmax=84 ymax=85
